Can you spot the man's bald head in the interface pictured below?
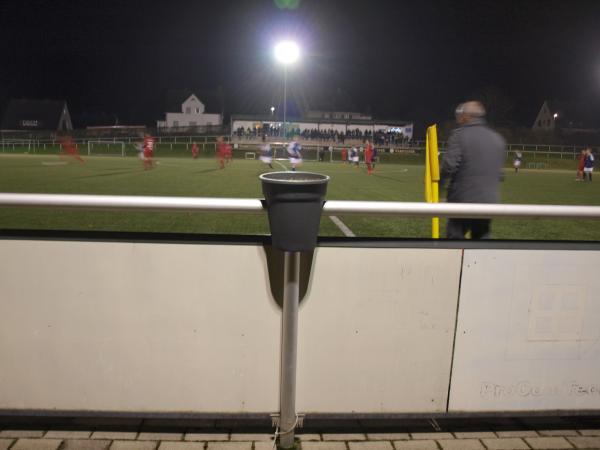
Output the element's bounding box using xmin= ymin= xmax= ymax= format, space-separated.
xmin=455 ymin=101 xmax=486 ymax=124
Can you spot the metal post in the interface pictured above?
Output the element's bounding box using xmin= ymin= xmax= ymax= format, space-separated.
xmin=279 ymin=250 xmax=300 ymax=449
xmin=283 ymin=66 xmax=287 ymax=140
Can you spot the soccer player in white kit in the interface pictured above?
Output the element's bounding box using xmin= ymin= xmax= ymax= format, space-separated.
xmin=260 ymin=142 xmax=274 ymax=169
xmin=513 ymin=151 xmax=522 ymax=173
xmin=287 ymin=139 xmax=302 ymax=171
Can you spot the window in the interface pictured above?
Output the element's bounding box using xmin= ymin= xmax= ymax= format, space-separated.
xmin=189 ymin=121 xmax=197 ymax=127
xmin=195 ymin=108 xmax=200 ymax=113
xmin=173 ymin=120 xmax=179 ymax=127
xmin=185 ymin=107 xmax=191 ymax=114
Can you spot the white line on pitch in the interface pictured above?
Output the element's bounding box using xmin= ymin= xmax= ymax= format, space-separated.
xmin=329 ymin=215 xmax=355 ymax=237
xmin=273 ymin=160 xmax=288 ymax=171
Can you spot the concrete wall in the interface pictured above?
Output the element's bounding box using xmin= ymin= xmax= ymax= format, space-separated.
xmin=297 ymin=247 xmax=461 ymax=413
xmin=0 ymin=237 xmax=599 ymax=415
xmin=448 ymin=249 xmax=600 ymax=412
xmin=0 ymin=240 xmax=279 ymax=413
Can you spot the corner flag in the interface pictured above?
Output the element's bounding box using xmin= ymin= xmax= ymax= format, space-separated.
xmin=425 ymin=125 xmax=440 ymax=239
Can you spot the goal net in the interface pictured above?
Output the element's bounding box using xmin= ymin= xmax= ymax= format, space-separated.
xmin=87 ymin=140 xmax=126 ymax=157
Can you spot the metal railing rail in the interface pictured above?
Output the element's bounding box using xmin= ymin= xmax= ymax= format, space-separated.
xmin=1 ymin=193 xmax=600 ymax=220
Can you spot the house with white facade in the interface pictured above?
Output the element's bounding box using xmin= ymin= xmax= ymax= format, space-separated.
xmin=157 ymin=94 xmax=221 ymax=130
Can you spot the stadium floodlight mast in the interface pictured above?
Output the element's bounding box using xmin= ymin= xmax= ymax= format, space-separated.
xmin=274 ymin=40 xmax=300 ymax=139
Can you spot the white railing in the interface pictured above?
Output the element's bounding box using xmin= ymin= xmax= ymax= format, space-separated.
xmin=1 ymin=193 xmax=600 ymax=220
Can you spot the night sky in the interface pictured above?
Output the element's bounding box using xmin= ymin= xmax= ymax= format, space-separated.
xmin=2 ymin=0 xmax=600 ymax=133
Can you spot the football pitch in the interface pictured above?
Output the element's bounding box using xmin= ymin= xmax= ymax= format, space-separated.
xmin=0 ymin=154 xmax=599 ymax=240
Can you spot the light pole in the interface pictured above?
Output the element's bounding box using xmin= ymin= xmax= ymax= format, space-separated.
xmin=274 ymin=41 xmax=299 ymax=140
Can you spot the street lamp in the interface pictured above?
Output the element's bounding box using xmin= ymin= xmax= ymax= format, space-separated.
xmin=274 ymin=41 xmax=300 ymax=139
xmin=270 ymin=106 xmax=275 ymax=115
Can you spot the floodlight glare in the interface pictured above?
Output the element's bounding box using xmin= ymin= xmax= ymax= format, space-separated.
xmin=274 ymin=41 xmax=300 ymax=65
xmin=553 ymin=113 xmax=558 ymax=119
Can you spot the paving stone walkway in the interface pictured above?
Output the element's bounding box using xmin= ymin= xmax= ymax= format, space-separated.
xmin=1 ymin=428 xmax=600 ymax=450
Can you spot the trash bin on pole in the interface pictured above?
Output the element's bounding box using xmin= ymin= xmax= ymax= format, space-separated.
xmin=260 ymin=171 xmax=329 ymax=252
xmin=260 ymin=171 xmax=329 ymax=449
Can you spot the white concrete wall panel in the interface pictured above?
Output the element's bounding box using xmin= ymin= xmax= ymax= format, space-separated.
xmin=449 ymin=249 xmax=600 ymax=412
xmin=298 ymin=247 xmax=462 ymax=413
xmin=0 ymin=241 xmax=462 ymax=414
xmin=0 ymin=240 xmax=280 ymax=413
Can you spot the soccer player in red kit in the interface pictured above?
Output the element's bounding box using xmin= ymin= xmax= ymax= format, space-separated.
xmin=143 ymin=134 xmax=155 ymax=170
xmin=341 ymin=147 xmax=347 ymax=163
xmin=365 ymin=140 xmax=374 ymax=175
xmin=224 ymin=142 xmax=233 ymax=164
xmin=216 ymin=136 xmax=227 ymax=169
xmin=191 ymin=142 xmax=199 ymax=159
xmin=59 ymin=135 xmax=85 ymax=164
xmin=576 ymin=149 xmax=586 ymax=181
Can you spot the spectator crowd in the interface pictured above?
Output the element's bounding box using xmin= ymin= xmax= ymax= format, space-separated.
xmin=234 ymin=125 xmax=409 ymax=145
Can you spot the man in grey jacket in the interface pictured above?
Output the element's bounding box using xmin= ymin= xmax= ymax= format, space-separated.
xmin=440 ymin=101 xmax=506 ymax=239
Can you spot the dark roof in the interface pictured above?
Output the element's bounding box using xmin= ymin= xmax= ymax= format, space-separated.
xmin=164 ymin=90 xmax=222 ymax=114
xmin=1 ymin=99 xmax=69 ymax=130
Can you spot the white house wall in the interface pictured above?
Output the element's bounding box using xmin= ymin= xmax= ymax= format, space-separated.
xmin=165 ymin=112 xmax=222 ymax=127
xmin=182 ymin=95 xmax=205 ymax=114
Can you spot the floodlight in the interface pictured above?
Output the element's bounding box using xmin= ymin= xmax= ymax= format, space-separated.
xmin=553 ymin=113 xmax=558 ymax=119
xmin=274 ymin=41 xmax=300 ymax=65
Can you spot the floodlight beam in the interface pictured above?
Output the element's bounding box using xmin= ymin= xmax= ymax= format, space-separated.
xmin=274 ymin=41 xmax=300 ymax=65
xmin=274 ymin=41 xmax=300 ymax=140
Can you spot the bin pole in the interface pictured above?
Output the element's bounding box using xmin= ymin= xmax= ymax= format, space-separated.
xmin=279 ymin=250 xmax=300 ymax=449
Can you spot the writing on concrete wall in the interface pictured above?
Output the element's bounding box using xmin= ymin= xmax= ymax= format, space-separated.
xmin=480 ymin=381 xmax=600 ymax=399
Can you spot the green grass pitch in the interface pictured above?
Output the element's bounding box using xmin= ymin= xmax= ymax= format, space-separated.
xmin=0 ymin=153 xmax=599 ymax=240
